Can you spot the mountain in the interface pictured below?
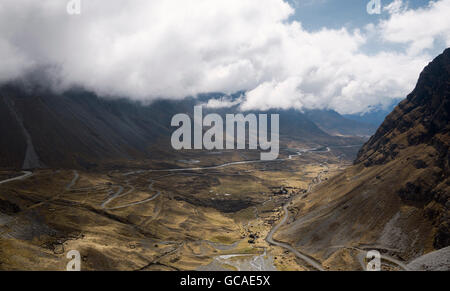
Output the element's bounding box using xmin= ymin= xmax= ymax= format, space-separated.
xmin=0 ymin=84 xmax=193 ymax=169
xmin=0 ymin=84 xmax=369 ymax=170
xmin=355 ymin=47 xmax=449 ymax=249
xmin=304 ymin=109 xmax=377 ymax=137
xmin=203 ymin=105 xmax=367 ymax=145
xmin=277 ymin=48 xmax=450 ymax=269
xmin=344 ymin=102 xmax=400 ymax=127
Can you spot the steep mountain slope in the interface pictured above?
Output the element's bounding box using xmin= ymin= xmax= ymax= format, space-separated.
xmin=0 ymin=84 xmax=192 ymax=169
xmin=355 ymin=47 xmax=449 ymax=249
xmin=0 ymin=85 xmax=367 ymax=170
xmin=277 ymin=48 xmax=450 ymax=269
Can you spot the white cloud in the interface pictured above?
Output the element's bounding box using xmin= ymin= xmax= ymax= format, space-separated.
xmin=0 ymin=0 xmax=448 ymax=114
xmin=380 ymin=0 xmax=450 ymax=54
xmin=204 ymin=95 xmax=243 ymax=109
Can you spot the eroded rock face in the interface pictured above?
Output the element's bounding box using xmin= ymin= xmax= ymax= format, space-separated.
xmin=355 ymin=48 xmax=450 ymax=249
xmin=356 ymin=48 xmax=450 ymax=167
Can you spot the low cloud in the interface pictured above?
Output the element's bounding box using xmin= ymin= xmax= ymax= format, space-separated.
xmin=204 ymin=95 xmax=244 ymax=109
xmin=0 ymin=0 xmax=448 ymax=114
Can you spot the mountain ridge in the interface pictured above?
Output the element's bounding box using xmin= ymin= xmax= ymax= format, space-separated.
xmin=277 ymin=48 xmax=450 ymax=269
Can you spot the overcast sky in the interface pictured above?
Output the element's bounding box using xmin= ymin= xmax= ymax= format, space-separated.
xmin=0 ymin=0 xmax=449 ymax=114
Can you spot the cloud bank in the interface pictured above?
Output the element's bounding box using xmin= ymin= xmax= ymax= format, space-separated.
xmin=0 ymin=0 xmax=449 ymax=114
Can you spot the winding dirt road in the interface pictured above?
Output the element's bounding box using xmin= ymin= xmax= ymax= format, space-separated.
xmin=101 ymin=176 xmax=162 ymax=210
xmin=265 ymin=202 xmax=325 ymax=270
xmin=65 ymin=170 xmax=79 ymax=190
xmin=128 ymin=147 xmax=328 ymax=270
xmin=265 ymin=168 xmax=328 ymax=271
xmin=0 ymin=171 xmax=33 ymax=185
xmin=124 ymin=148 xmax=317 ymax=175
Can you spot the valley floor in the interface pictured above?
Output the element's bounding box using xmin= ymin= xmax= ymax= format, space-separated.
xmin=0 ymin=144 xmax=435 ymax=271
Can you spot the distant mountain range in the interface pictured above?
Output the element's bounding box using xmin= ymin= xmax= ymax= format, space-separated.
xmin=304 ymin=109 xmax=377 ymax=137
xmin=0 ymin=84 xmax=376 ymax=170
xmin=344 ymin=102 xmax=400 ymax=127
